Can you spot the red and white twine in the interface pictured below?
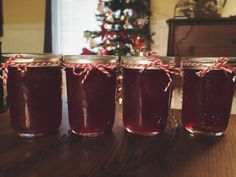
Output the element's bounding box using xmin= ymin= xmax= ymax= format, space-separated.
xmin=0 ymin=55 xmax=22 ymax=86
xmin=0 ymin=55 xmax=61 ymax=86
xmin=183 ymin=57 xmax=236 ymax=77
xmin=63 ymin=63 xmax=116 ymax=84
xmin=123 ymin=51 xmax=183 ymax=92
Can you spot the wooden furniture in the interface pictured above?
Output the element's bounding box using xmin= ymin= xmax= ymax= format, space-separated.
xmin=167 ymin=18 xmax=236 ymax=57
xmin=1 ymin=99 xmax=236 ymax=177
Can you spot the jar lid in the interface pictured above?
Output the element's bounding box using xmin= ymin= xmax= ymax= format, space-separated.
xmin=63 ymin=55 xmax=118 ymax=65
xmin=2 ymin=53 xmax=62 ymax=67
xmin=182 ymin=57 xmax=236 ymax=69
xmin=121 ymin=56 xmax=175 ymax=69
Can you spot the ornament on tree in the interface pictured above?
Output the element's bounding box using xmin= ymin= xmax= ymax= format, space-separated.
xmin=136 ymin=36 xmax=143 ymax=49
xmin=106 ymin=10 xmax=115 ymax=23
xmin=123 ymin=12 xmax=130 ymax=29
xmin=82 ymin=48 xmax=92 ymax=55
xmin=97 ymin=2 xmax=105 ymax=14
xmin=137 ymin=16 xmax=149 ymax=27
xmin=89 ymin=38 xmax=98 ymax=48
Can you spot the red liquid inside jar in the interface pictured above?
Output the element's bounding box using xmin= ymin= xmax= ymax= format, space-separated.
xmin=7 ymin=67 xmax=62 ymax=137
xmin=66 ymin=68 xmax=116 ymax=137
xmin=123 ymin=69 xmax=171 ymax=136
xmin=182 ymin=70 xmax=234 ymax=136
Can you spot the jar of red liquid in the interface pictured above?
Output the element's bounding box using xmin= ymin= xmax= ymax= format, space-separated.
xmin=122 ymin=56 xmax=177 ymax=136
xmin=64 ymin=55 xmax=118 ymax=137
xmin=3 ymin=54 xmax=62 ymax=138
xmin=181 ymin=57 xmax=236 ymax=136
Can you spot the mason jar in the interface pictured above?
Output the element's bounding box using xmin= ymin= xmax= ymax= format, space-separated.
xmin=64 ymin=55 xmax=118 ymax=137
xmin=122 ymin=56 xmax=176 ymax=136
xmin=4 ymin=54 xmax=62 ymax=138
xmin=181 ymin=57 xmax=236 ymax=136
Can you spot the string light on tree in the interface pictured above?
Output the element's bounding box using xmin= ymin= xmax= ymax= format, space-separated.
xmin=82 ymin=0 xmax=153 ymax=56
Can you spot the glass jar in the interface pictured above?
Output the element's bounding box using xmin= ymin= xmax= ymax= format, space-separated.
xmin=181 ymin=57 xmax=236 ymax=136
xmin=122 ymin=56 xmax=175 ymax=136
xmin=64 ymin=55 xmax=118 ymax=137
xmin=4 ymin=54 xmax=63 ymax=138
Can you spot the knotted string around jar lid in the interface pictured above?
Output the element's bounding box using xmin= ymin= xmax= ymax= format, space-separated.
xmin=121 ymin=50 xmax=183 ymax=92
xmin=196 ymin=57 xmax=236 ymax=77
xmin=63 ymin=63 xmax=116 ymax=84
xmin=63 ymin=55 xmax=118 ymax=84
xmin=0 ymin=54 xmax=62 ymax=86
xmin=182 ymin=57 xmax=236 ymax=77
xmin=144 ymin=51 xmax=183 ymax=92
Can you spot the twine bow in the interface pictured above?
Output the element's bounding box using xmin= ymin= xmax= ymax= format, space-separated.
xmin=64 ymin=63 xmax=115 ymax=84
xmin=143 ymin=51 xmax=183 ymax=92
xmin=196 ymin=57 xmax=236 ymax=77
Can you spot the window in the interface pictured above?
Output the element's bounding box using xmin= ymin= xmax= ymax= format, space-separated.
xmin=52 ymin=0 xmax=98 ymax=54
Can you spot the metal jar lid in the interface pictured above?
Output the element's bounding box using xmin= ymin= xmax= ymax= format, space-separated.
xmin=121 ymin=56 xmax=176 ymax=70
xmin=182 ymin=57 xmax=236 ymax=70
xmin=1 ymin=53 xmax=62 ymax=67
xmin=63 ymin=55 xmax=119 ymax=65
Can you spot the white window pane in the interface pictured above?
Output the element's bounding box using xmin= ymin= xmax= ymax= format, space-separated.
xmin=52 ymin=0 xmax=98 ymax=54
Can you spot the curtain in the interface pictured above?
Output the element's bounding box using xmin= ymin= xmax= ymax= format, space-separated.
xmin=44 ymin=0 xmax=52 ymax=53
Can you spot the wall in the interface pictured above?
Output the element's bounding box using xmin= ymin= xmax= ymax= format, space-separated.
xmin=221 ymin=0 xmax=236 ymax=17
xmin=1 ymin=0 xmax=45 ymax=53
xmin=150 ymin=0 xmax=176 ymax=56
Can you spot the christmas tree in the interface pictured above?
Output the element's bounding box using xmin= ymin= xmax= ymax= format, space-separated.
xmin=83 ymin=0 xmax=153 ymax=56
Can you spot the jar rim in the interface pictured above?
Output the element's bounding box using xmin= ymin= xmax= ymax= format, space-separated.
xmin=121 ymin=56 xmax=175 ymax=69
xmin=182 ymin=57 xmax=236 ymax=69
xmin=63 ymin=55 xmax=119 ymax=64
xmin=1 ymin=53 xmax=62 ymax=64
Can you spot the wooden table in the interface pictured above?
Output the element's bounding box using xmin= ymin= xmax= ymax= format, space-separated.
xmin=1 ymin=99 xmax=236 ymax=177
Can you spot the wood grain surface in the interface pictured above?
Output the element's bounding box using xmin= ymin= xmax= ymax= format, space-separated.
xmin=0 ymin=99 xmax=236 ymax=177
